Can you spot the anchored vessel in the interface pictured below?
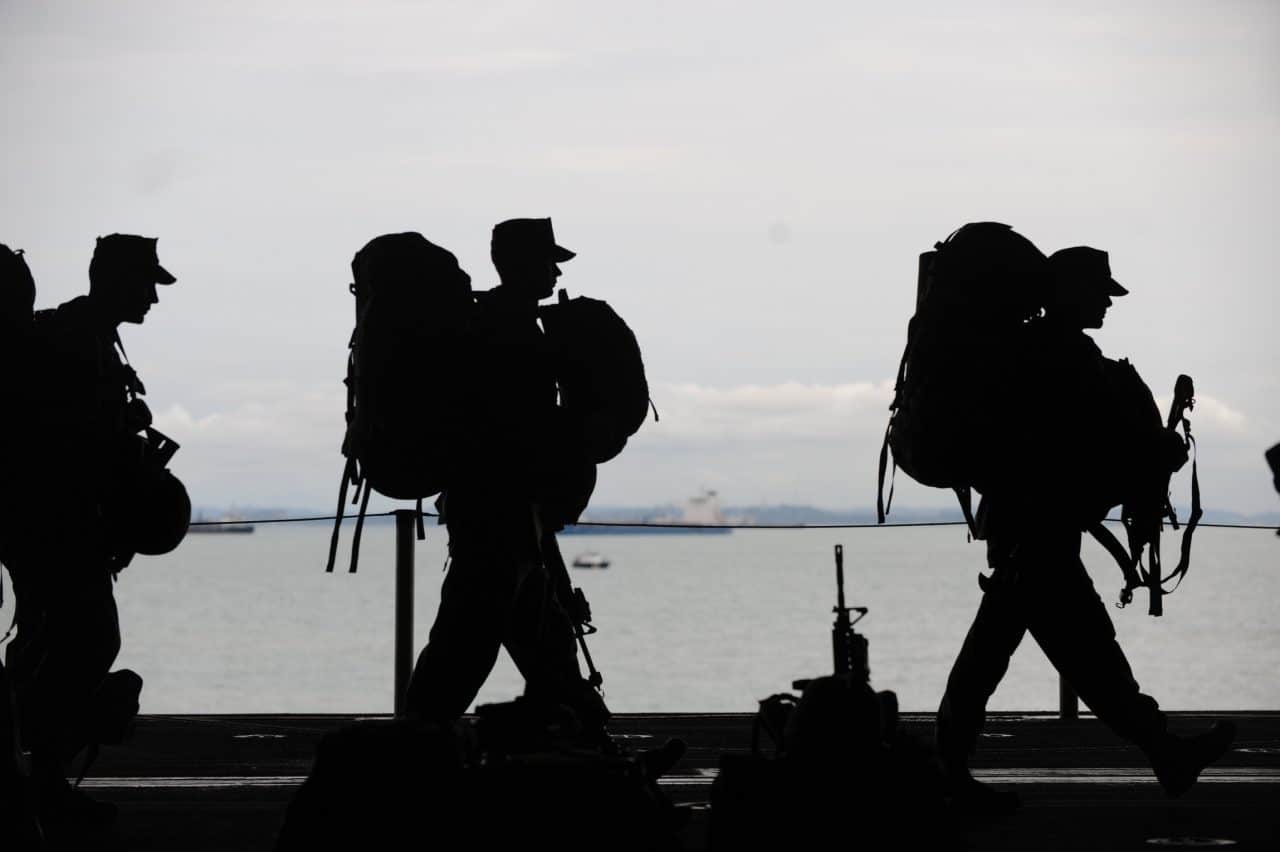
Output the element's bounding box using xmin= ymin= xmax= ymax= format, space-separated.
xmin=561 ymin=489 xmax=736 ymax=535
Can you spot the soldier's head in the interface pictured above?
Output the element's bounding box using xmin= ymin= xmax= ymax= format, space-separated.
xmin=490 ymin=218 xmax=574 ymax=301
xmin=88 ymin=234 xmax=176 ymax=325
xmin=1 ymin=244 xmax=35 ymax=329
xmin=1046 ymin=246 xmax=1127 ymax=329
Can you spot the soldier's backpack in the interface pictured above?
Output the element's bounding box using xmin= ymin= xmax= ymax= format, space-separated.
xmin=876 ymin=222 xmax=1048 ymax=528
xmin=326 ymin=233 xmax=474 ymax=573
xmin=0 ymin=245 xmax=34 ymax=605
xmin=0 ymin=244 xmax=34 ymax=329
xmin=538 ymin=290 xmax=653 ymax=465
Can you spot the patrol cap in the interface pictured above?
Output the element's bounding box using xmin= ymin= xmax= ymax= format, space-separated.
xmin=1048 ymin=246 xmax=1127 ymax=297
xmin=92 ymin=234 xmax=176 ymax=285
xmin=491 ymin=218 xmax=575 ymax=264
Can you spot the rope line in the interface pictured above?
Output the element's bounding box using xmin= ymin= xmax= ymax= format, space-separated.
xmin=188 ymin=513 xmax=1278 ymax=531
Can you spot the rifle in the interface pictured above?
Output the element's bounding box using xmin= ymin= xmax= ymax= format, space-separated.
xmin=794 ymin=544 xmax=869 ymax=689
xmin=540 ymin=530 xmax=604 ymax=691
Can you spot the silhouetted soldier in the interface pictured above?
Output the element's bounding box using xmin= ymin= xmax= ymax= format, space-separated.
xmin=4 ymin=234 xmax=172 ymax=829
xmin=406 ymin=218 xmax=608 ymax=738
xmin=936 ymin=246 xmax=1234 ymax=810
xmin=0 ymin=244 xmax=43 ymax=842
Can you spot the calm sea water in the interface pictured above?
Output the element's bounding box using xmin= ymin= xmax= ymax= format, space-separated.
xmin=2 ymin=523 xmax=1277 ymax=714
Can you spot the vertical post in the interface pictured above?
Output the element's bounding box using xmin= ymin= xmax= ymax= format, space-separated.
xmin=1059 ymin=675 xmax=1078 ymax=721
xmin=393 ymin=509 xmax=416 ymax=716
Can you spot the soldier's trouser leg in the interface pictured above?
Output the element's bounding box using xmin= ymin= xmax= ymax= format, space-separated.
xmin=502 ymin=561 xmax=605 ymax=725
xmin=1025 ymin=545 xmax=1167 ymax=750
xmin=6 ymin=560 xmax=120 ymax=763
xmin=406 ymin=547 xmax=531 ymax=721
xmin=936 ymin=578 xmax=1028 ymax=775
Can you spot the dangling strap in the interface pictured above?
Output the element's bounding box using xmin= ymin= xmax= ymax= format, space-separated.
xmin=325 ymin=456 xmax=355 ymax=573
xmin=877 ymin=337 xmax=913 ymax=524
xmin=348 ymin=484 xmax=372 ymax=574
xmin=1089 ymin=522 xmax=1142 ymax=607
xmin=648 ymin=398 xmax=660 ymax=423
xmin=954 ymin=486 xmax=977 ymax=539
xmin=415 ymin=497 xmax=426 ymax=541
xmin=1164 ymin=434 xmax=1201 ymax=596
xmin=1145 ymin=527 xmax=1164 ymax=617
xmin=112 ymin=331 xmax=146 ymax=398
xmin=876 ymin=420 xmax=895 ymax=524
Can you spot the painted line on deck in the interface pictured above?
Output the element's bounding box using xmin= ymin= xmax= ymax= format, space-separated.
xmin=76 ymin=766 xmax=1280 ymax=791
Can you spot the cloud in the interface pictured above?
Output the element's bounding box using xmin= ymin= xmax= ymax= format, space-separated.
xmin=1153 ymin=393 xmax=1248 ymax=434
xmin=645 ymin=381 xmax=894 ymax=443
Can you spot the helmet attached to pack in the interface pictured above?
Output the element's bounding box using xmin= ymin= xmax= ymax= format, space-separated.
xmin=117 ymin=467 xmax=192 ymax=557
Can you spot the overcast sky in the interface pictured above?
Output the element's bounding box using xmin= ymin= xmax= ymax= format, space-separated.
xmin=2 ymin=1 xmax=1277 ymax=513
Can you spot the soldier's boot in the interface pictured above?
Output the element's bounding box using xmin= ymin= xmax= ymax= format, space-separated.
xmin=936 ymin=710 xmax=1020 ymax=816
xmin=1148 ymin=720 xmax=1237 ymax=798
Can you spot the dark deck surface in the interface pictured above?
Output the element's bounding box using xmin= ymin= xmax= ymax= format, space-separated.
xmin=43 ymin=711 xmax=1280 ymax=850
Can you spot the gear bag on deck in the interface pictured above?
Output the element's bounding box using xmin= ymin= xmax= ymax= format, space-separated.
xmin=326 ymin=233 xmax=474 ymax=573
xmin=876 ymin=222 xmax=1048 ymax=528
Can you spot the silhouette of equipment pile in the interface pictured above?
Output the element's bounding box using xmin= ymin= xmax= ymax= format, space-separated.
xmin=709 ymin=546 xmax=947 ymax=849
xmin=277 ymin=698 xmax=684 ymax=852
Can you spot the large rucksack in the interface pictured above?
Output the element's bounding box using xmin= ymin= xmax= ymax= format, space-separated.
xmin=326 ymin=233 xmax=474 ymax=573
xmin=876 ymin=222 xmax=1048 ymax=526
xmin=538 ymin=290 xmax=652 ymax=465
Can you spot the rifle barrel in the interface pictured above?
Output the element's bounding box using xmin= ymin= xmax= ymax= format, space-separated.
xmin=834 ymin=544 xmax=846 ymax=611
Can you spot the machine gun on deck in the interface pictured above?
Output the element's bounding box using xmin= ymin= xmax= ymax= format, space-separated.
xmin=792 ymin=544 xmax=869 ymax=690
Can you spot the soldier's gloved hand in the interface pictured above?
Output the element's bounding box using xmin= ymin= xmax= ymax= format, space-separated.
xmin=1160 ymin=429 xmax=1189 ymax=473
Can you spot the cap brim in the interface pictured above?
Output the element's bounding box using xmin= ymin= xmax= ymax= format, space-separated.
xmin=1107 ymin=278 xmax=1128 ymax=296
xmin=552 ymin=245 xmax=576 ymax=262
xmin=154 ymin=265 xmax=176 ymax=285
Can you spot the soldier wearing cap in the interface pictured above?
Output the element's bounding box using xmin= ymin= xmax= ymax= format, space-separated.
xmin=407 ymin=218 xmax=609 ymax=738
xmin=5 ymin=234 xmax=176 ymax=828
xmin=936 ymin=243 xmax=1233 ymax=811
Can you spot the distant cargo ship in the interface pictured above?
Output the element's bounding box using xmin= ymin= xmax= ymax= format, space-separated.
xmin=561 ymin=490 xmax=737 ymax=535
xmin=189 ymin=515 xmax=256 ymax=534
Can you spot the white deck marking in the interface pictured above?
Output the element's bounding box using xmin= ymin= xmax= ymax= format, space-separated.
xmin=76 ymin=766 xmax=1280 ymax=790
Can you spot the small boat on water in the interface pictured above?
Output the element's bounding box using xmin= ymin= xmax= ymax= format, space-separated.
xmin=572 ymin=551 xmax=610 ymax=569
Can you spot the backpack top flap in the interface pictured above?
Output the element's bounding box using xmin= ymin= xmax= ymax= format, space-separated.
xmin=345 ymin=233 xmax=473 ymax=500
xmin=351 ymin=233 xmax=473 ymax=328
xmin=1 ymin=244 xmax=35 ymax=331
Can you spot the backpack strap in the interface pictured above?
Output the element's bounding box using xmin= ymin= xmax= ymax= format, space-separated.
xmin=111 ymin=331 xmax=146 ymax=399
xmin=324 ymin=456 xmax=356 ymax=573
xmin=954 ymin=486 xmax=977 ymax=539
xmin=876 ymin=336 xmax=913 ymax=524
xmin=1090 ymin=521 xmax=1143 ymax=608
xmin=876 ymin=420 xmax=895 ymax=524
xmin=1162 ymin=424 xmax=1202 ymax=597
xmin=347 ymin=477 xmax=371 ymax=574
